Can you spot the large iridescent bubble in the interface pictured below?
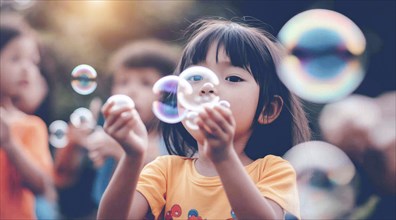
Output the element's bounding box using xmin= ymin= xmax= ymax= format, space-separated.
xmin=277 ymin=9 xmax=367 ymax=103
xmin=177 ymin=66 xmax=220 ymax=111
xmin=71 ymin=64 xmax=98 ymax=95
xmin=284 ymin=141 xmax=357 ymax=219
xmin=152 ymin=75 xmax=187 ymax=124
xmin=49 ymin=120 xmax=69 ymax=148
xmin=152 ymin=66 xmax=229 ymax=129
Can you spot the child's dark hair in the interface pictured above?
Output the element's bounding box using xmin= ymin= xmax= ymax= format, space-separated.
xmin=162 ymin=18 xmax=311 ymax=159
xmin=108 ymin=39 xmax=180 ymax=78
xmin=0 ymin=13 xmax=33 ymax=51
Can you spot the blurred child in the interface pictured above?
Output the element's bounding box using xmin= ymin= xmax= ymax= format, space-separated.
xmin=0 ymin=13 xmax=54 ymax=219
xmin=54 ymin=39 xmax=180 ymax=218
xmin=98 ymin=18 xmax=311 ymax=219
xmin=320 ymin=92 xmax=396 ymax=219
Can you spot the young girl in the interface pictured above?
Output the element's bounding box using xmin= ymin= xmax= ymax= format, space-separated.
xmin=0 ymin=13 xmax=54 ymax=219
xmin=98 ymin=18 xmax=311 ymax=220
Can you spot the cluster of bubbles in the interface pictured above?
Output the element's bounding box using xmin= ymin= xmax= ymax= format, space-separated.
xmin=152 ymin=66 xmax=229 ymax=129
xmin=49 ymin=64 xmax=99 ymax=148
xmin=53 ymin=65 xmax=227 ymax=144
xmin=277 ymin=9 xmax=367 ymax=103
xmin=49 ymin=107 xmax=97 ymax=148
xmin=284 ymin=141 xmax=357 ymax=219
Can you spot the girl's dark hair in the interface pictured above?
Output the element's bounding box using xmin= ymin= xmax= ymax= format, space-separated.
xmin=162 ymin=18 xmax=311 ymax=159
xmin=0 ymin=25 xmax=21 ymax=51
xmin=1 ymin=13 xmax=36 ymax=51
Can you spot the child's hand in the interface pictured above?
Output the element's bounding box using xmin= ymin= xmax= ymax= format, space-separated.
xmin=196 ymin=105 xmax=236 ymax=163
xmin=67 ymin=123 xmax=92 ymax=148
xmin=102 ymin=101 xmax=148 ymax=157
xmin=84 ymin=127 xmax=123 ymax=168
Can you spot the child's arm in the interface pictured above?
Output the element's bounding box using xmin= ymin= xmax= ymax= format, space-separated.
xmin=196 ymin=105 xmax=284 ymax=219
xmin=214 ymin=150 xmax=284 ymax=219
xmin=97 ymin=102 xmax=150 ymax=219
xmin=54 ymin=124 xmax=90 ymax=187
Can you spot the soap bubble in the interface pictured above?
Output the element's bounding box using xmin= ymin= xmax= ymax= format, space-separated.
xmin=277 ymin=9 xmax=366 ymax=103
xmin=106 ymin=94 xmax=135 ymax=113
xmin=177 ymin=66 xmax=220 ymax=111
xmin=284 ymin=141 xmax=357 ymax=219
xmin=152 ymin=75 xmax=187 ymax=124
xmin=49 ymin=120 xmax=68 ymax=148
xmin=70 ymin=107 xmax=96 ymax=129
xmin=184 ymin=111 xmax=199 ymax=130
xmin=152 ymin=67 xmax=230 ymax=125
xmin=71 ymin=64 xmax=98 ymax=95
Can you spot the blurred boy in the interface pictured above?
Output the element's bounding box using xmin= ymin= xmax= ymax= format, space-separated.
xmin=54 ymin=39 xmax=180 ymax=218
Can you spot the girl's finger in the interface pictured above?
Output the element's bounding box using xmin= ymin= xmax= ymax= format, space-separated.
xmin=198 ymin=110 xmax=223 ymax=136
xmin=104 ymin=106 xmax=133 ymax=128
xmin=106 ymin=111 xmax=133 ymax=135
xmin=196 ymin=118 xmax=212 ymax=137
xmin=102 ymin=101 xmax=115 ymax=118
xmin=214 ymin=105 xmax=235 ymax=127
xmin=204 ymin=106 xmax=230 ymax=133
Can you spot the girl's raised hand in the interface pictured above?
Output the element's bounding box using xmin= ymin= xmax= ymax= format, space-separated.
xmin=102 ymin=101 xmax=148 ymax=157
xmin=196 ymin=105 xmax=236 ymax=163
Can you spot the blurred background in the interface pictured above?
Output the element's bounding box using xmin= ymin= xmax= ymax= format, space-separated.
xmin=1 ymin=1 xmax=395 ymax=219
xmin=0 ymin=0 xmax=394 ymax=124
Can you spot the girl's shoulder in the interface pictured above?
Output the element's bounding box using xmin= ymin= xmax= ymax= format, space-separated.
xmin=10 ymin=114 xmax=46 ymax=133
xmin=13 ymin=114 xmax=46 ymax=129
xmin=143 ymin=155 xmax=196 ymax=177
xmin=252 ymin=154 xmax=289 ymax=165
xmin=248 ymin=155 xmax=294 ymax=173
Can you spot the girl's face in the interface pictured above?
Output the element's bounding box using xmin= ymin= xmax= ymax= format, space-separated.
xmin=111 ymin=67 xmax=162 ymax=128
xmin=183 ymin=42 xmax=260 ymax=143
xmin=13 ymin=72 xmax=48 ymax=114
xmin=0 ymin=36 xmax=40 ymax=97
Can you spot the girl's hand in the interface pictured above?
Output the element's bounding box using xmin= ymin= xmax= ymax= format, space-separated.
xmin=102 ymin=101 xmax=148 ymax=157
xmin=196 ymin=105 xmax=236 ymax=163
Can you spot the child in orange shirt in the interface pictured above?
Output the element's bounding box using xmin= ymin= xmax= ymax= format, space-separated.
xmin=0 ymin=13 xmax=54 ymax=219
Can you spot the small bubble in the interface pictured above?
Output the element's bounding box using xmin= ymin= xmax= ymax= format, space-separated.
xmin=49 ymin=120 xmax=68 ymax=148
xmin=71 ymin=64 xmax=98 ymax=95
xmin=152 ymin=75 xmax=186 ymax=124
xmin=70 ymin=107 xmax=96 ymax=129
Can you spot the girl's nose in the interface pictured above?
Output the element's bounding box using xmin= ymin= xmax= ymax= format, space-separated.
xmin=200 ymin=82 xmax=217 ymax=95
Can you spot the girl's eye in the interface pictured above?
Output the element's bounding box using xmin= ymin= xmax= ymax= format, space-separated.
xmin=187 ymin=75 xmax=203 ymax=81
xmin=225 ymin=76 xmax=243 ymax=82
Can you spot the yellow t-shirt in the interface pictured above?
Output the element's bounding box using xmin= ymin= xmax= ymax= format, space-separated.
xmin=137 ymin=155 xmax=300 ymax=220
